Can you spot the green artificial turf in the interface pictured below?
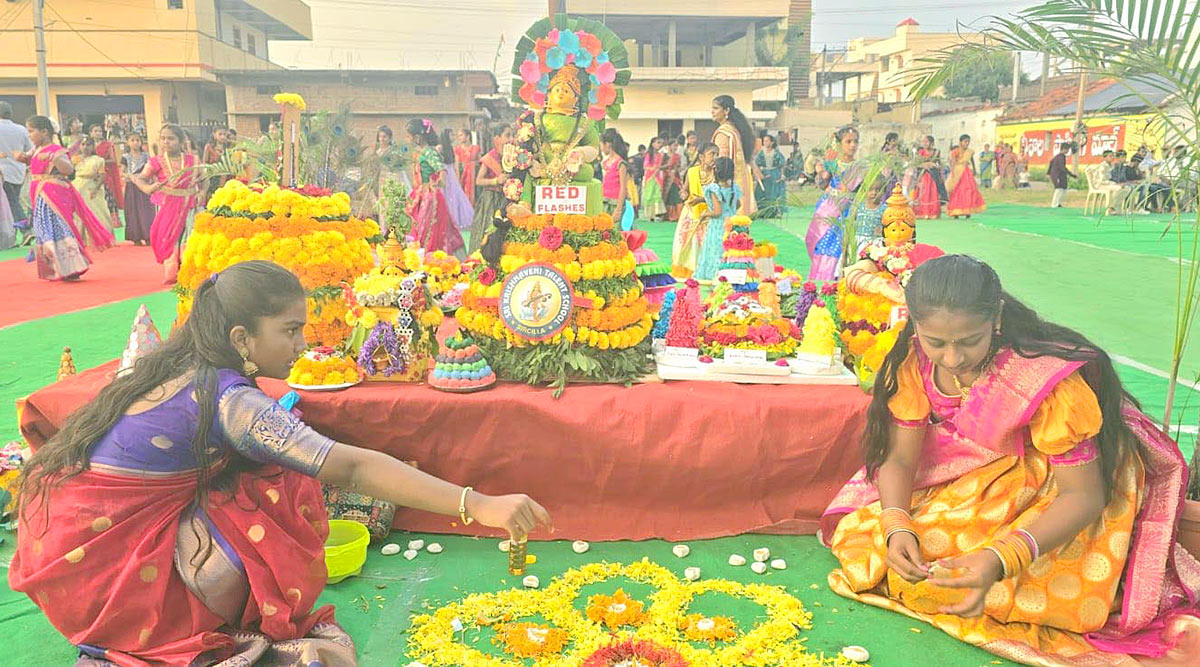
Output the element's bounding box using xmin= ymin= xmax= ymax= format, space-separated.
xmin=0 ymin=533 xmax=1014 ymax=666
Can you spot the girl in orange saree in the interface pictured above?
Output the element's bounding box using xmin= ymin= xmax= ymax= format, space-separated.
xmin=822 ymin=255 xmax=1200 ymax=666
xmin=710 ymin=95 xmax=757 ymax=217
xmin=10 ymin=261 xmax=553 ymax=666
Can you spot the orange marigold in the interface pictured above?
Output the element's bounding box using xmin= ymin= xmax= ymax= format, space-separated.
xmin=585 ymin=589 xmax=647 ymax=629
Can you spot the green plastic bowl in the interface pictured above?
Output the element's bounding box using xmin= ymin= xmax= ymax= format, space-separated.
xmin=324 ymin=519 xmax=370 ymax=584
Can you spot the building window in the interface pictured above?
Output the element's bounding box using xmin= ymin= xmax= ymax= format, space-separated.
xmin=414 ymin=85 xmax=438 ymax=96
xmin=233 ymin=26 xmax=242 ymax=49
xmin=247 ymin=35 xmax=256 ymax=56
xmin=168 ymin=0 xmax=183 ymax=8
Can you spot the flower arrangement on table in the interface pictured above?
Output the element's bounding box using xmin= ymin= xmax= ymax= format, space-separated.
xmin=456 ymin=211 xmax=654 ymax=391
xmin=715 ymin=216 xmax=759 ymax=292
xmin=663 ymin=280 xmax=703 ymax=349
xmin=177 ymin=180 xmax=380 ymax=347
xmin=752 ymin=241 xmax=778 ymax=259
xmin=343 ymin=268 xmax=443 ymax=382
xmin=394 ymin=243 xmax=467 ymax=306
xmin=405 ymin=560 xmax=845 ymax=667
xmin=699 ymin=295 xmax=801 ymax=361
xmin=286 ymin=346 xmax=361 ymax=387
xmin=776 ymin=267 xmax=806 ymax=318
xmin=625 ymin=230 xmax=675 ymax=310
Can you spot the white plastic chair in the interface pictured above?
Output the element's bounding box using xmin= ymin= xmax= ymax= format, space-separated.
xmin=1084 ymin=165 xmax=1123 ymax=215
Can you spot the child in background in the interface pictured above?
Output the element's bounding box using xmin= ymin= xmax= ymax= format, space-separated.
xmin=853 ymin=179 xmax=887 ymax=250
xmin=671 ymin=142 xmax=718 ymax=278
xmin=693 ymin=156 xmax=741 ymax=281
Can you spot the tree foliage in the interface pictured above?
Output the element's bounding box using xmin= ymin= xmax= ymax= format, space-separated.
xmin=941 ymin=50 xmax=1029 ymax=101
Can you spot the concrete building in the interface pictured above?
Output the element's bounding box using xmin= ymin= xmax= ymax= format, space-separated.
xmin=569 ymin=0 xmax=796 ymax=145
xmin=222 ymin=70 xmax=500 ymax=138
xmin=922 ymin=101 xmax=1006 ymax=153
xmin=812 ymin=19 xmax=982 ymax=105
xmin=0 ymin=0 xmax=311 ymax=143
xmin=995 ymin=76 xmax=1177 ymax=166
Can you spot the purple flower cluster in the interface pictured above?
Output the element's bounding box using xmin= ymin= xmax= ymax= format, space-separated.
xmin=794 ymin=289 xmax=819 ymax=327
xmin=358 ymin=322 xmax=406 ymax=377
xmin=843 ymin=319 xmax=884 ymax=335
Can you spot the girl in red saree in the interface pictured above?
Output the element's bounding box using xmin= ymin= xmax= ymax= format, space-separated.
xmin=9 ymin=261 xmax=553 ymax=666
xmin=470 ymin=124 xmax=513 ymax=254
xmin=136 ymin=124 xmax=201 ymax=285
xmin=454 ymin=128 xmax=481 ymax=206
xmin=89 ymin=124 xmax=125 ymax=217
xmin=11 ymin=115 xmax=115 ymax=281
xmin=909 ymin=135 xmax=945 ymax=220
xmin=822 ymin=255 xmax=1200 ymax=666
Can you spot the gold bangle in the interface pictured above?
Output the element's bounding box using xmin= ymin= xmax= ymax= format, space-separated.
xmin=459 ymin=486 xmax=474 ymax=526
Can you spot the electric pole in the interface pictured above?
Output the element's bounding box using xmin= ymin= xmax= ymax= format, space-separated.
xmin=1071 ymin=67 xmax=1088 ymax=173
xmin=1040 ymin=52 xmax=1049 ymax=96
xmin=1011 ymin=51 xmax=1020 ymax=102
xmin=33 ymin=0 xmax=51 ymax=115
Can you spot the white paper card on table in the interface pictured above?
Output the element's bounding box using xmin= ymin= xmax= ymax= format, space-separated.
xmin=661 ymin=346 xmax=700 ymax=366
xmin=889 ymin=305 xmax=909 ymax=327
xmin=716 ymin=268 xmax=748 ymax=284
xmin=724 ymin=348 xmax=768 ymax=364
xmin=534 ymin=185 xmax=587 ymax=214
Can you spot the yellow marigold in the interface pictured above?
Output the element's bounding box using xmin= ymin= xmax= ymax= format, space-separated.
xmin=273 ymin=92 xmax=307 ymax=110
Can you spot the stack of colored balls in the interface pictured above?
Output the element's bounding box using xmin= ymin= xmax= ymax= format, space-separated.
xmin=428 ymin=333 xmax=497 ymax=392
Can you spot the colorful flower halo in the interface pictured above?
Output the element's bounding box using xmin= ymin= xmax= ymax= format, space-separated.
xmin=511 ymin=16 xmax=631 ymax=121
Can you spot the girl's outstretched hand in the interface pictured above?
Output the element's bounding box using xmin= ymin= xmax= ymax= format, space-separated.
xmin=886 ymin=531 xmax=930 ymax=583
xmin=925 ymin=551 xmax=1004 ymax=618
xmin=470 ymin=492 xmax=554 ymax=543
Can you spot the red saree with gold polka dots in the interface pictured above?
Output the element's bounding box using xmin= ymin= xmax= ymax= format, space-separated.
xmin=9 ymin=464 xmax=338 ymax=666
xmin=821 ymin=346 xmax=1200 ymax=665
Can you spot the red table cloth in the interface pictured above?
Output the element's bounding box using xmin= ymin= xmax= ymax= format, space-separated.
xmin=20 ymin=361 xmax=871 ymax=541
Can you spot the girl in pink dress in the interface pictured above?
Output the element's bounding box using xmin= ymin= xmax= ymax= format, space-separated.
xmin=135 ymin=124 xmax=200 ymax=284
xmin=405 ymin=118 xmax=469 ymax=258
xmin=12 ymin=115 xmax=114 ymax=281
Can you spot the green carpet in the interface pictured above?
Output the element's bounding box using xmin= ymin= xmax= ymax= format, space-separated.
xmin=0 ymin=533 xmax=1012 ymax=666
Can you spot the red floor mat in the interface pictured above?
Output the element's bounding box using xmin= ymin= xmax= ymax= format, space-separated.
xmin=0 ymin=243 xmax=170 ymax=328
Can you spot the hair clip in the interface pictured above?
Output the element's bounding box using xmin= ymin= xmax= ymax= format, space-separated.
xmin=208 ymin=273 xmax=220 ymax=286
xmin=422 ymin=119 xmax=434 ymax=131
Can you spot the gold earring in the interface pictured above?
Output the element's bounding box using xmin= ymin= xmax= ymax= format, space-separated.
xmin=239 ymin=349 xmax=259 ymax=377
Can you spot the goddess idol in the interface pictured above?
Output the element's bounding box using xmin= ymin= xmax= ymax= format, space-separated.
xmin=505 ymin=17 xmax=630 ymax=218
